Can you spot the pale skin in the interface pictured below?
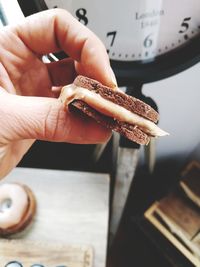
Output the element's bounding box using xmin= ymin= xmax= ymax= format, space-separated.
xmin=0 ymin=9 xmax=117 ymax=179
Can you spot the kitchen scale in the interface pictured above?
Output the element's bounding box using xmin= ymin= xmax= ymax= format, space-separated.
xmin=16 ymin=0 xmax=200 ymax=243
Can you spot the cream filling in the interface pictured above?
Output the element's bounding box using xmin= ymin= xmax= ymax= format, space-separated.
xmin=60 ymin=84 xmax=169 ymax=137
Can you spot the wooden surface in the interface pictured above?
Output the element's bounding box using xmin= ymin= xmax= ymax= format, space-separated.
xmin=144 ymin=159 xmax=200 ymax=266
xmin=145 ymin=189 xmax=200 ymax=265
xmin=180 ymin=161 xmax=200 ymax=208
xmin=0 ymin=167 xmax=110 ymax=267
xmin=156 ymin=191 xmax=200 ymax=239
xmin=0 ymin=239 xmax=93 ymax=267
xmin=145 ymin=204 xmax=200 ymax=266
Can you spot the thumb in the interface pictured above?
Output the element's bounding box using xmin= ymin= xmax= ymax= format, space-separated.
xmin=0 ymin=92 xmax=111 ymax=144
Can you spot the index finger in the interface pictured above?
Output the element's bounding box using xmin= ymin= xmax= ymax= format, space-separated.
xmin=13 ymin=8 xmax=117 ymax=87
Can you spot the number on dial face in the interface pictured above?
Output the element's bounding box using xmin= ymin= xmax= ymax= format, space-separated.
xmin=75 ymin=8 xmax=88 ymax=25
xmin=43 ymin=0 xmax=200 ymax=61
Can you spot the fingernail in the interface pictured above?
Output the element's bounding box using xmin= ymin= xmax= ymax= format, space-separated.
xmin=109 ymin=67 xmax=118 ymax=88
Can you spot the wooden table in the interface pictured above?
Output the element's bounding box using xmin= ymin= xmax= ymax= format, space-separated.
xmin=1 ymin=167 xmax=110 ymax=267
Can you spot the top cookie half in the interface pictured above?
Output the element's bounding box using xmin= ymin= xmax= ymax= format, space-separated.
xmin=74 ymin=75 xmax=159 ymax=123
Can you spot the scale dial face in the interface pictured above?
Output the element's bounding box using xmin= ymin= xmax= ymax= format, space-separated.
xmin=17 ymin=0 xmax=200 ymax=84
xmin=41 ymin=0 xmax=200 ymax=62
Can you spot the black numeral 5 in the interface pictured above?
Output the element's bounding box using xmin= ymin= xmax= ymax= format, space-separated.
xmin=179 ymin=17 xmax=191 ymax=33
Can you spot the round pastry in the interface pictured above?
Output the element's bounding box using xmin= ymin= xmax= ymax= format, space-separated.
xmin=0 ymin=183 xmax=36 ymax=236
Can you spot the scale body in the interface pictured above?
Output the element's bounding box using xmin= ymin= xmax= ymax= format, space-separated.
xmin=17 ymin=0 xmax=200 ymax=86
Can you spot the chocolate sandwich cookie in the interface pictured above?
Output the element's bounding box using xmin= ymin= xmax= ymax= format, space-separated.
xmin=60 ymin=76 xmax=168 ymax=145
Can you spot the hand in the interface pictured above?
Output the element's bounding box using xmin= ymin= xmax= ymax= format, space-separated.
xmin=0 ymin=8 xmax=117 ymax=179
